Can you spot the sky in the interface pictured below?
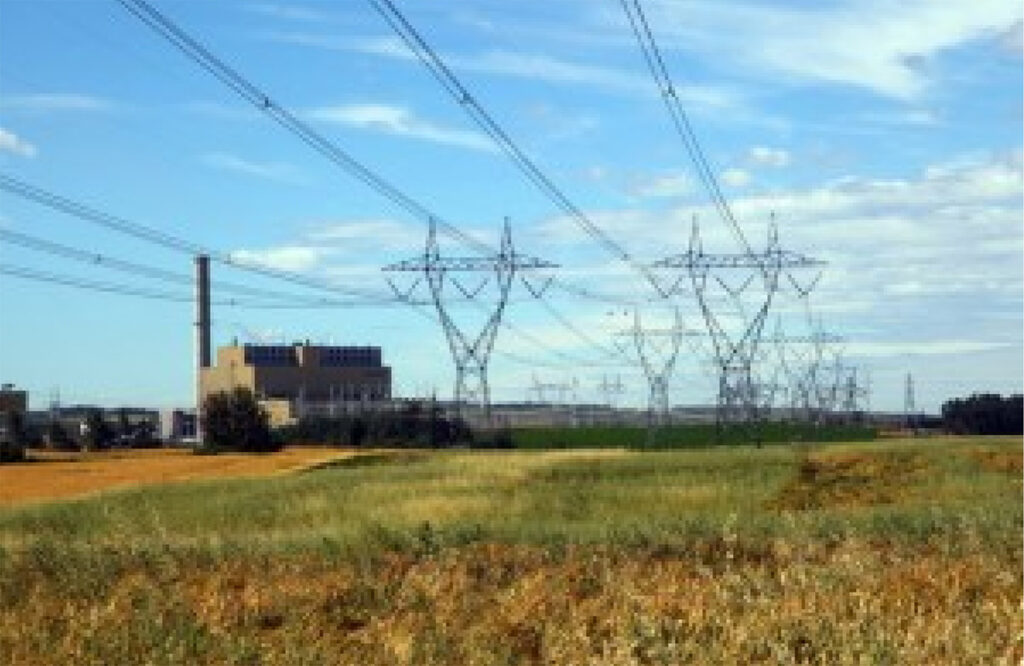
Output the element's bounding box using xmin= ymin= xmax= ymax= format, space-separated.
xmin=0 ymin=0 xmax=1021 ymax=414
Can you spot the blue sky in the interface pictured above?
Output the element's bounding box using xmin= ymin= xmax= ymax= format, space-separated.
xmin=0 ymin=0 xmax=1021 ymax=413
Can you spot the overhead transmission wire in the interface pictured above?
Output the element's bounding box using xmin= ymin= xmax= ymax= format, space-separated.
xmin=618 ymin=0 xmax=757 ymax=262
xmin=367 ymin=0 xmax=665 ymax=299
xmin=1 ymin=173 xmax=616 ymax=367
xmin=0 ymin=174 xmax=396 ymax=303
xmin=366 ymin=0 xmax=662 ymax=360
xmin=1 ymin=262 xmax=256 ymax=306
xmin=115 ymin=0 xmax=489 ymax=256
xmin=112 ymin=0 xmax=633 ymax=316
xmin=115 ymin=0 xmax=635 ymax=307
xmin=0 ymin=227 xmax=398 ymax=308
xmin=113 ymin=0 xmax=628 ymax=366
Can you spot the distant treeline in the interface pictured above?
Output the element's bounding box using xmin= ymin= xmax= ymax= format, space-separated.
xmin=276 ymin=401 xmax=512 ymax=449
xmin=941 ymin=394 xmax=1023 ymax=435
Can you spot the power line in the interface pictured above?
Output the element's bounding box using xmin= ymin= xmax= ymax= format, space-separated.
xmin=0 ymin=262 xmax=414 ymax=309
xmin=618 ymin=0 xmax=756 ymax=260
xmin=113 ymin=0 xmax=633 ymax=361
xmin=0 ymin=227 xmax=394 ymax=306
xmin=367 ymin=0 xmax=666 ymax=297
xmin=0 ymin=173 xmax=397 ymax=301
xmin=114 ymin=0 xmax=492 ymax=256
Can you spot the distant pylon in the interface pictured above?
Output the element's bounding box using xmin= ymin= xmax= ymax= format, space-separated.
xmin=904 ymin=372 xmax=915 ymax=429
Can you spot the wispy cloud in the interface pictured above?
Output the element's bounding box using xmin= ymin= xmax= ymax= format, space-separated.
xmin=307 ymin=219 xmax=422 ymax=252
xmin=308 ymin=103 xmax=497 ymax=153
xmin=629 ymin=171 xmax=692 ymax=198
xmin=536 ymin=151 xmax=1023 ymax=316
xmin=720 ymin=168 xmax=751 ymax=188
xmin=643 ymin=0 xmax=1023 ymax=99
xmin=747 ymin=146 xmax=790 ymax=168
xmin=247 ymin=3 xmax=336 ymax=23
xmin=0 ymin=128 xmax=37 ymax=158
xmin=230 ymin=245 xmax=328 ymax=272
xmin=0 ymin=93 xmax=113 ymax=112
xmin=200 ymin=152 xmax=304 ymax=183
xmin=845 ymin=340 xmax=1012 ymax=357
xmin=266 ymin=32 xmax=737 ymax=110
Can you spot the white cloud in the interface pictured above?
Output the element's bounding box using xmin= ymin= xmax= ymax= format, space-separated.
xmin=230 ymin=245 xmax=327 ymax=272
xmin=721 ymin=168 xmax=751 ymax=188
xmin=535 ymin=152 xmax=1023 ymax=318
xmin=646 ymin=0 xmax=1023 ymax=99
xmin=0 ymin=128 xmax=37 ymax=158
xmin=999 ymin=19 xmax=1023 ymax=54
xmin=200 ymin=152 xmax=303 ymax=183
xmin=631 ymin=171 xmax=692 ymax=198
xmin=748 ymin=146 xmax=790 ymax=168
xmin=307 ymin=219 xmax=422 ymax=252
xmin=308 ymin=103 xmax=497 ymax=153
xmin=268 ymin=32 xmax=737 ymax=109
xmin=845 ymin=340 xmax=1013 ymax=357
xmin=0 ymin=93 xmax=112 ymax=112
xmin=248 ymin=3 xmax=334 ymax=23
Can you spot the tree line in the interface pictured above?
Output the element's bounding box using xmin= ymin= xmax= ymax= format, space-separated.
xmin=200 ymin=388 xmax=511 ymax=454
xmin=941 ymin=393 xmax=1022 ymax=435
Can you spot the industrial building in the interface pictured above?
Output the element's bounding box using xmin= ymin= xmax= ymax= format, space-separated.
xmin=199 ymin=342 xmax=392 ymax=427
xmin=0 ymin=384 xmax=27 ymax=416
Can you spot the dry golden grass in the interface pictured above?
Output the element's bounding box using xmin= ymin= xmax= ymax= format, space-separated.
xmin=972 ymin=448 xmax=1024 ymax=477
xmin=1 ymin=540 xmax=1019 ymax=665
xmin=768 ymin=449 xmax=929 ymax=510
xmin=0 ymin=447 xmax=356 ymax=506
xmin=0 ymin=437 xmax=1018 ymax=664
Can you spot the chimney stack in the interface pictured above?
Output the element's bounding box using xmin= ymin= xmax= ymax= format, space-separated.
xmin=195 ymin=255 xmax=210 ymax=443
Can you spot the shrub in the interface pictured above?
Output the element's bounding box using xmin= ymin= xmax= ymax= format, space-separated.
xmin=83 ymin=409 xmax=114 ymax=451
xmin=199 ymin=388 xmax=278 ymax=454
xmin=0 ymin=410 xmax=27 ymax=463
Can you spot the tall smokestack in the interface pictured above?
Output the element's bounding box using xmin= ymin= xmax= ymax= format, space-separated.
xmin=196 ymin=254 xmax=211 ymax=369
xmin=195 ymin=254 xmax=210 ymax=443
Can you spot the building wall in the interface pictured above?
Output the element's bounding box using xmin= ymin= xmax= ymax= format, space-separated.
xmin=199 ymin=343 xmax=392 ymax=425
xmin=0 ymin=389 xmax=28 ymax=415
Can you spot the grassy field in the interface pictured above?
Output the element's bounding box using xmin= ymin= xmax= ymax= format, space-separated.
xmin=0 ymin=436 xmax=1019 ymax=664
xmin=508 ymin=422 xmax=877 ymax=449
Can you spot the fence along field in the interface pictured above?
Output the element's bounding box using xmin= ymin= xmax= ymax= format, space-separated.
xmin=0 ymin=436 xmax=1020 ymax=664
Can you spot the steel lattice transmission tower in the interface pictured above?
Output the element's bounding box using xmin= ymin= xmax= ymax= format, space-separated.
xmin=613 ymin=307 xmax=686 ymax=427
xmin=652 ymin=217 xmax=825 ymax=428
xmin=383 ymin=218 xmax=557 ymax=418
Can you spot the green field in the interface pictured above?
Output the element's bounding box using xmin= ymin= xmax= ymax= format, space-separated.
xmin=508 ymin=422 xmax=878 ymax=449
xmin=0 ymin=436 xmax=1020 ymax=664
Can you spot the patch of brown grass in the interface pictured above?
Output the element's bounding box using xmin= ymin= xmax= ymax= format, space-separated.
xmin=1 ymin=540 xmax=1019 ymax=665
xmin=0 ymin=447 xmax=357 ymax=506
xmin=769 ymin=450 xmax=929 ymax=511
xmin=971 ymin=448 xmax=1024 ymax=477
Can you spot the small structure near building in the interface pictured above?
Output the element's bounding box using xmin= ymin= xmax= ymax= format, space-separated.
xmin=159 ymin=408 xmax=198 ymax=443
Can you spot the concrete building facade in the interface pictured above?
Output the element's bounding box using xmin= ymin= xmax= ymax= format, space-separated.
xmin=200 ymin=342 xmax=392 ymax=426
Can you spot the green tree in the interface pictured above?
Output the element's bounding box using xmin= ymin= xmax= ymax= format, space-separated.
xmin=117 ymin=408 xmax=131 ymax=442
xmin=46 ymin=420 xmax=73 ymax=450
xmin=83 ymin=409 xmax=114 ymax=451
xmin=0 ymin=411 xmax=27 ymax=463
xmin=199 ymin=388 xmax=277 ymax=453
xmin=131 ymin=419 xmax=158 ymax=448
